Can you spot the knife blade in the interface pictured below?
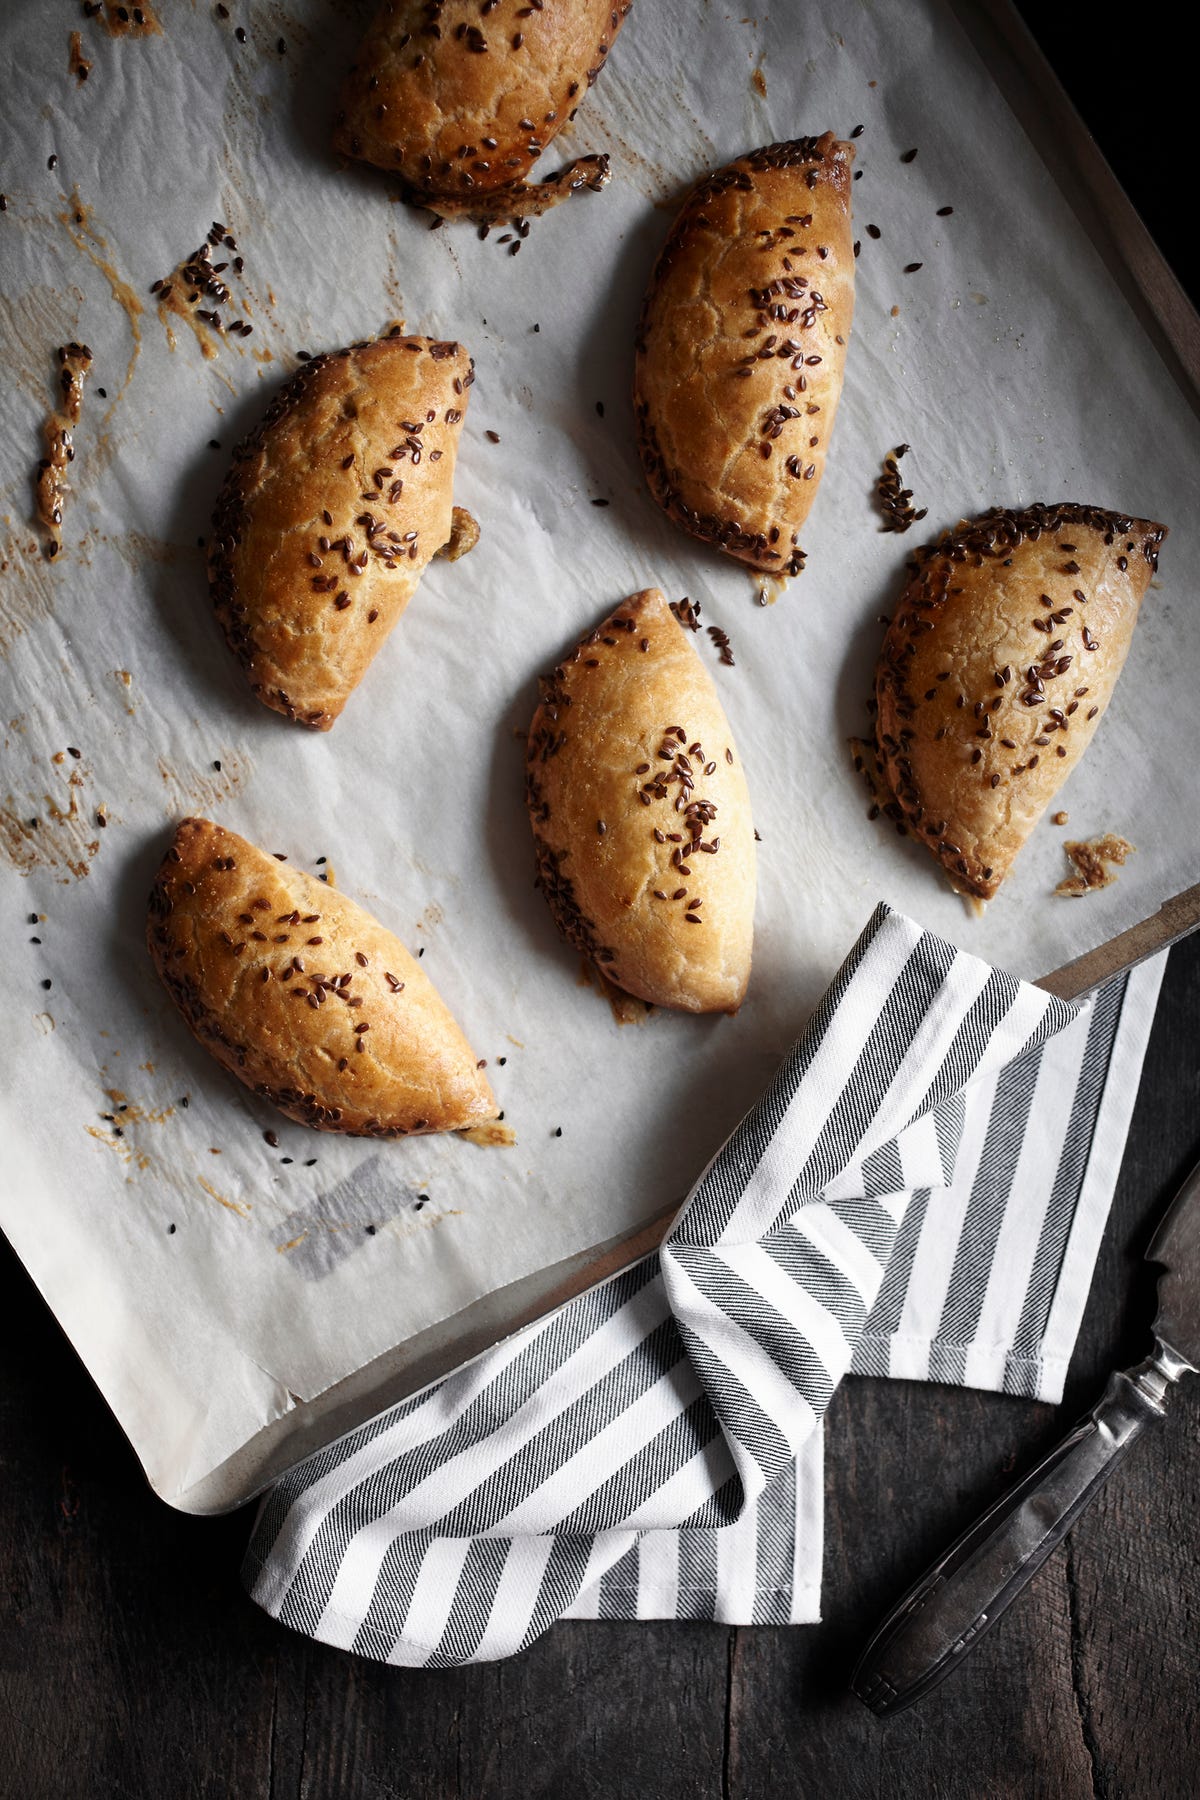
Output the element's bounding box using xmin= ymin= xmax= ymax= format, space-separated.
xmin=851 ymin=1156 xmax=1200 ymax=1717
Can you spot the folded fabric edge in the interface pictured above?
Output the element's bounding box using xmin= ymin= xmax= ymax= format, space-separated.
xmin=847 ymin=952 xmax=1167 ymax=1408
xmin=851 ymin=1334 xmax=1071 ymax=1395
xmin=1030 ymin=951 xmax=1167 ymax=1397
xmin=559 ymin=1582 xmax=823 ymax=1625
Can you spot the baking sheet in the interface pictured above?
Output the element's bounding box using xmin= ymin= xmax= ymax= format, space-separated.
xmin=1 ymin=0 xmax=1197 ymax=1508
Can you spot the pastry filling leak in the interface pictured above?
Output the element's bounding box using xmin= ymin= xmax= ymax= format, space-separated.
xmin=1055 ymin=834 xmax=1135 ymax=897
xmin=35 ymin=341 xmax=93 ymax=559
xmin=426 ymin=154 xmax=612 ymax=226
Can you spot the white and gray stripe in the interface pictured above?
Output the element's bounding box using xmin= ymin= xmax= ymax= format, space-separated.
xmin=244 ymin=906 xmax=1165 ymax=1665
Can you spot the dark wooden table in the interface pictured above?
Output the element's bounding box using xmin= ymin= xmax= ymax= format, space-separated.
xmin=3 ymin=15 xmax=1198 ymax=1799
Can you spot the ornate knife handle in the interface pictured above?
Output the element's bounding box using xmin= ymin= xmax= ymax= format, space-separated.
xmin=851 ymin=1347 xmax=1189 ymax=1717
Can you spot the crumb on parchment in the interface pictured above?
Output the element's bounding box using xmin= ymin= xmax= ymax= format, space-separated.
xmin=1056 ymin=834 xmax=1135 ymax=898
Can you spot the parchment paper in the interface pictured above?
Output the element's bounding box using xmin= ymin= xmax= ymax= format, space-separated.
xmin=1 ymin=0 xmax=1197 ymax=1507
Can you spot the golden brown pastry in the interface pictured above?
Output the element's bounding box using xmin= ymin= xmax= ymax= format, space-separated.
xmin=874 ymin=503 xmax=1167 ymax=900
xmin=147 ymin=818 xmax=497 ymax=1136
xmin=635 ymin=134 xmax=855 ymax=577
xmin=332 ymin=0 xmax=632 ymax=219
xmin=209 ymin=331 xmax=475 ymax=730
xmin=525 ymin=589 xmax=756 ymax=1013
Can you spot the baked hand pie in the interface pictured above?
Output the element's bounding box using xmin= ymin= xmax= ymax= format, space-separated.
xmin=209 ymin=330 xmax=475 ymax=730
xmin=873 ymin=502 xmax=1167 ymax=900
xmin=525 ymin=588 xmax=756 ymax=1013
xmin=333 ymin=0 xmax=632 ymax=220
xmin=147 ymin=818 xmax=497 ymax=1136
xmin=635 ymin=134 xmax=855 ymax=578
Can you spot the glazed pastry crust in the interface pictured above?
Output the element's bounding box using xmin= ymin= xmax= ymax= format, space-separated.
xmin=874 ymin=503 xmax=1167 ymax=900
xmin=525 ymin=589 xmax=756 ymax=1013
xmin=333 ymin=0 xmax=631 ymax=205
xmin=209 ymin=332 xmax=474 ymax=730
xmin=147 ymin=818 xmax=497 ymax=1136
xmin=635 ymin=134 xmax=855 ymax=575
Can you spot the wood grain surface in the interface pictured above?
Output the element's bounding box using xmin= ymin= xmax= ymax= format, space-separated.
xmin=2 ymin=10 xmax=1198 ymax=1797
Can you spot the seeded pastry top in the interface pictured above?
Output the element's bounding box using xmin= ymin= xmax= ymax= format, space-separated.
xmin=873 ymin=502 xmax=1166 ymax=900
xmin=635 ymin=134 xmax=855 ymax=576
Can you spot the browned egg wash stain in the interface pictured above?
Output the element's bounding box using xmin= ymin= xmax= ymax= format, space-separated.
xmin=0 ymin=525 xmax=60 ymax=657
xmin=109 ymin=667 xmax=135 ymax=713
xmin=69 ymin=31 xmax=93 ymax=82
xmin=35 ymin=342 xmax=92 ymax=559
xmin=150 ymin=221 xmax=257 ymax=362
xmin=88 ymin=1 xmax=162 ymax=37
xmin=1056 ymin=834 xmax=1135 ymax=897
xmin=0 ymin=764 xmax=101 ymax=881
xmin=85 ymin=1084 xmax=176 ymax=1172
xmin=102 ymin=1086 xmax=175 ymax=1125
xmin=566 ymin=82 xmax=701 ymax=210
xmin=58 ymin=190 xmax=143 ymax=398
xmin=198 ymin=1175 xmax=252 ymax=1218
xmin=156 ymin=751 xmax=247 ymax=813
xmin=85 ymin=1125 xmax=151 ymax=1171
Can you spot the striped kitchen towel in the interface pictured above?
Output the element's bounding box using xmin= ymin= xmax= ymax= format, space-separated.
xmin=243 ymin=903 xmax=1166 ymax=1666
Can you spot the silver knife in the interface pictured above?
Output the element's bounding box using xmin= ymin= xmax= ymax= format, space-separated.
xmin=852 ymin=1155 xmax=1200 ymax=1717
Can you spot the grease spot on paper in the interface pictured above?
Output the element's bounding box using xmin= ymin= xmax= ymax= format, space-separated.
xmin=0 ymin=763 xmax=101 ymax=881
xmin=199 ymin=1176 xmax=252 ymax=1219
